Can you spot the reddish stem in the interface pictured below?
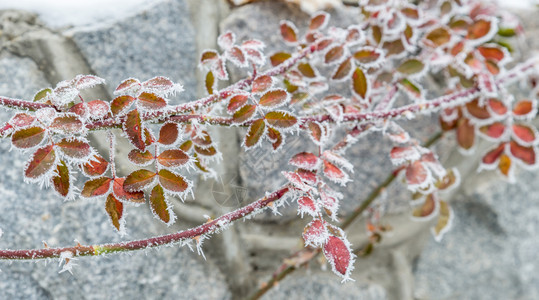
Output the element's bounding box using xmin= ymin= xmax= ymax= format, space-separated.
xmin=0 ymin=186 xmax=289 ymax=260
xmin=0 ymin=96 xmax=56 ymax=111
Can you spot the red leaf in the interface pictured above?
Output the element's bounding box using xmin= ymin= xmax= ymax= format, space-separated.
xmin=143 ymin=76 xmax=174 ymax=93
xmin=232 ymin=104 xmax=256 ymax=124
xmin=9 ymin=113 xmax=35 ymax=128
xmin=352 ymin=67 xmax=368 ymax=99
xmin=25 ymin=145 xmax=56 ymax=179
xmin=510 ymin=141 xmax=536 ymax=165
xmin=73 ymin=75 xmax=105 ymax=90
xmin=12 ymin=126 xmax=45 ymax=149
xmin=259 ymin=89 xmax=289 ymax=108
xmin=157 ymin=149 xmax=190 ymax=167
xmin=158 ymin=169 xmax=189 ymax=193
xmin=488 ymin=98 xmax=508 ymax=116
xmin=244 ymin=119 xmax=265 ymax=148
xmin=482 ymin=143 xmax=506 ymax=165
xmin=466 ymin=98 xmax=490 ymax=119
xmin=323 ymin=160 xmax=347 ymax=183
xmin=105 ymin=193 xmax=124 ymax=231
xmin=513 ymin=100 xmax=534 ymax=117
xmin=49 ymin=115 xmax=83 ymax=134
xmin=479 ymin=122 xmax=506 ymax=139
xmin=83 ymin=155 xmax=109 ymax=177
xmin=325 ymin=45 xmax=344 ymax=64
xmin=115 ymin=78 xmax=141 ymax=95
xmin=52 ymin=161 xmax=70 ymax=197
xmin=218 ymin=31 xmax=235 ymax=49
xmin=227 ymin=94 xmax=249 ymax=113
xmin=112 ymin=177 xmax=145 ymax=203
xmin=297 ymin=197 xmax=317 ymax=217
xmin=137 ymin=92 xmax=167 ymax=110
xmin=81 ymin=177 xmax=112 ymax=198
xmin=512 ymin=124 xmax=536 ymax=144
xmin=332 ymin=58 xmax=353 ymax=81
xmin=266 ymin=127 xmax=283 ymax=151
xmin=110 ymin=95 xmax=135 ymax=116
xmin=457 ymin=118 xmax=475 ymax=150
xmin=56 ymin=138 xmax=92 ymax=159
xmin=265 ymin=111 xmax=297 ymax=129
xmin=128 ymin=149 xmax=154 ymax=166
xmin=309 ymin=11 xmax=329 ymax=31
xmin=280 ymin=20 xmax=298 ymax=43
xmin=228 ymin=46 xmax=246 ymax=66
xmin=158 ymin=122 xmax=179 ymax=145
xmin=406 ymin=161 xmax=428 ymax=186
xmin=252 ymin=75 xmax=273 ymax=94
xmin=353 ymin=47 xmax=383 ymax=66
xmin=478 ymin=45 xmax=505 ymax=62
xmin=191 ymin=130 xmax=212 ymax=147
xmin=124 ymin=169 xmax=157 ymax=192
xmin=390 ymin=146 xmax=420 ymax=165
xmin=307 ymin=122 xmax=323 ymax=144
xmin=303 ymin=219 xmax=327 ymax=246
xmin=289 ymin=152 xmax=320 ymax=170
xmin=323 ymin=236 xmax=352 ymax=276
xmin=467 ymin=18 xmax=492 ymax=40
xmin=150 ymin=184 xmax=170 ymax=224
xmin=124 ymin=109 xmax=145 ymax=151
xmin=86 ymin=100 xmax=110 ymax=120
xmin=297 ymin=169 xmax=317 ymax=185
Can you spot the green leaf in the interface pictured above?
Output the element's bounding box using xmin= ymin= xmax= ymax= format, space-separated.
xmin=397 ymin=59 xmax=425 ymax=75
xmin=33 ymin=88 xmax=52 ymax=102
xmin=298 ymin=63 xmax=316 ymax=78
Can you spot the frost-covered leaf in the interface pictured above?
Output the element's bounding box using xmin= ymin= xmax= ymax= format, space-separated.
xmin=9 ymin=113 xmax=35 ymax=128
xmin=252 ymin=75 xmax=273 ymax=94
xmin=227 ymin=94 xmax=249 ymax=113
xmin=232 ymin=104 xmax=256 ymax=124
xmin=280 ymin=20 xmax=298 ymax=44
xmin=228 ymin=46 xmax=247 ymax=67
xmin=332 ymin=58 xmax=353 ymax=81
xmin=406 ymin=161 xmax=428 ymax=187
xmin=323 ymin=235 xmax=354 ymax=279
xmin=114 ymin=78 xmax=141 ymax=95
xmin=218 ymin=31 xmax=235 ymax=50
xmin=467 ymin=18 xmax=495 ymax=40
xmin=111 ymin=95 xmax=135 ymax=116
xmin=270 ymin=52 xmax=291 ymax=66
xmin=465 ymin=98 xmax=490 ymax=120
xmin=25 ymin=145 xmax=56 ymax=179
xmin=435 ymin=168 xmax=460 ymax=191
xmin=265 ymin=111 xmax=297 ymax=129
xmin=457 ymin=118 xmax=475 ymax=150
xmin=303 ymin=219 xmax=328 ymax=247
xmin=259 ymin=89 xmax=289 ymax=108
xmin=482 ymin=143 xmax=505 ymax=165
xmin=513 ymin=100 xmax=535 ymax=118
xmin=298 ymin=63 xmax=316 ymax=78
xmin=398 ymin=78 xmax=423 ymax=99
xmin=105 ymin=193 xmax=124 ymax=231
xmin=86 ymin=100 xmax=110 ymax=120
xmin=158 ymin=122 xmax=179 ymax=145
xmin=124 ymin=169 xmax=157 ymax=192
xmin=128 ymin=149 xmax=154 ymax=166
xmin=390 ymin=146 xmax=420 ymax=166
xmin=195 ymin=145 xmax=217 ymax=157
xmin=244 ymin=119 xmax=265 ymax=148
xmin=282 ymin=171 xmax=312 ymax=192
xmin=432 ymin=200 xmax=453 ymax=242
xmin=200 ymin=50 xmax=219 ymax=67
xmin=289 ymin=152 xmax=320 ymax=170
xmin=412 ymin=193 xmax=438 ymax=219
xmin=309 ymin=11 xmax=329 ymax=31
xmin=425 ymin=27 xmax=451 ymax=47
xmin=297 ymin=196 xmax=318 ymax=217
xmin=267 ymin=127 xmax=283 ymax=151
xmin=82 ymin=155 xmax=109 ymax=177
xmin=150 ymin=184 xmax=171 ymax=224
xmin=397 ymin=59 xmax=425 ymax=75
xmin=499 ymin=153 xmax=512 ymax=176
xmin=56 ymin=138 xmax=92 ymax=159
xmin=112 ymin=177 xmax=145 ymax=203
xmin=479 ymin=122 xmax=506 ymax=139
xmin=12 ymin=126 xmax=45 ymax=149
xmin=158 ymin=169 xmax=189 ymax=193
xmin=205 ymin=71 xmax=215 ymax=95
xmin=81 ymin=177 xmax=112 ymax=198
xmin=307 ymin=121 xmax=323 ymax=145
xmin=323 ymin=160 xmax=348 ymax=184
xmin=52 ymin=160 xmax=70 ymax=198
xmin=137 ymin=92 xmax=167 ymax=110
xmin=33 ymin=88 xmax=53 ymax=102
xmin=143 ymin=76 xmax=179 ymax=95
xmin=157 ymin=149 xmax=190 ymax=168
xmin=124 ymin=109 xmax=145 ymax=151
xmin=353 ymin=47 xmax=384 ymax=67
xmin=510 ymin=141 xmax=536 ymax=165
xmin=73 ymin=75 xmax=105 ymax=90
xmin=325 ymin=45 xmax=344 ymax=64
xmin=352 ymin=67 xmax=368 ymax=99
xmin=512 ymin=124 xmax=536 ymax=145
xmin=49 ymin=115 xmax=83 ymax=134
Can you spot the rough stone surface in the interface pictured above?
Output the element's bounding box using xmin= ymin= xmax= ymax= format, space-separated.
xmin=413 ymin=168 xmax=539 ymax=300
xmin=0 ymin=54 xmax=230 ymax=300
xmin=69 ymin=0 xmax=197 ymax=102
xmin=262 ymin=272 xmax=387 ymax=300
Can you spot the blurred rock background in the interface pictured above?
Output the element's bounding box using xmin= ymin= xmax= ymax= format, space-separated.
xmin=0 ymin=0 xmax=537 ymax=299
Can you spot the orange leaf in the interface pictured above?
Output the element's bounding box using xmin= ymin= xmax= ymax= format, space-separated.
xmin=244 ymin=119 xmax=265 ymax=148
xmin=150 ymin=184 xmax=170 ymax=224
xmin=81 ymin=177 xmax=112 ymax=198
xmin=157 ymin=149 xmax=190 ymax=167
xmin=25 ymin=145 xmax=56 ymax=179
xmin=158 ymin=169 xmax=189 ymax=193
xmin=105 ymin=193 xmax=124 ymax=231
xmin=11 ymin=126 xmax=45 ymax=149
xmin=124 ymin=169 xmax=157 ymax=192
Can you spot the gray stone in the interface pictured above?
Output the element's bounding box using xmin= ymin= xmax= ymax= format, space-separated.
xmin=413 ymin=168 xmax=539 ymax=300
xmin=69 ymin=0 xmax=198 ymax=102
xmin=261 ymin=272 xmax=387 ymax=300
xmin=0 ymin=54 xmax=230 ymax=299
